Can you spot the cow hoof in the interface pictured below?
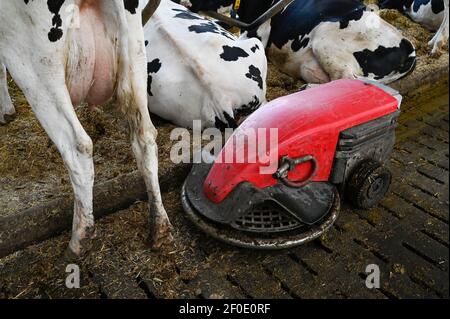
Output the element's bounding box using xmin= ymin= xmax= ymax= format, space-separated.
xmin=64 ymin=246 xmax=82 ymax=262
xmin=430 ymin=47 xmax=447 ymax=58
xmin=148 ymin=219 xmax=174 ymax=250
xmin=148 ymin=231 xmax=174 ymax=250
xmin=429 ymin=46 xmax=443 ymax=58
xmin=0 ymin=112 xmax=16 ymax=125
xmin=429 ymin=37 xmax=448 ymax=57
xmin=65 ymin=232 xmax=98 ymax=260
xmin=64 ymin=239 xmax=95 ymax=260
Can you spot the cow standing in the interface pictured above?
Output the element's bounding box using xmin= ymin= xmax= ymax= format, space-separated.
xmin=143 ymin=0 xmax=267 ymax=129
xmin=380 ymin=0 xmax=449 ymax=55
xmin=178 ymin=0 xmax=417 ymax=84
xmin=0 ymin=0 xmax=172 ymax=256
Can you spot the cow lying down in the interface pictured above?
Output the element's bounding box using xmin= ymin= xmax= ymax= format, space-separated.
xmin=380 ymin=0 xmax=449 ymax=55
xmin=178 ymin=0 xmax=417 ymax=84
xmin=0 ymin=0 xmax=172 ymax=255
xmin=142 ymin=0 xmax=267 ymax=129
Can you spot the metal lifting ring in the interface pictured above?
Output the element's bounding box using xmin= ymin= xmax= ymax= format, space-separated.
xmin=273 ymin=155 xmax=318 ymax=188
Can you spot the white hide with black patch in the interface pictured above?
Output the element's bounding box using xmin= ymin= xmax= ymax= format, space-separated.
xmin=181 ymin=0 xmax=416 ymax=84
xmin=264 ymin=10 xmax=416 ymax=83
xmin=380 ymin=0 xmax=449 ymax=54
xmin=380 ymin=0 xmax=446 ymax=30
xmin=142 ymin=0 xmax=267 ymax=129
xmin=406 ymin=0 xmax=446 ymax=30
xmin=245 ymin=0 xmax=416 ymax=84
xmin=0 ymin=0 xmax=172 ymax=255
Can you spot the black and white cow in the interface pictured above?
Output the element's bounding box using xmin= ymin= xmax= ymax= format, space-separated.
xmin=0 ymin=0 xmax=172 ymax=255
xmin=177 ymin=0 xmax=417 ymax=84
xmin=142 ymin=0 xmax=267 ymax=129
xmin=380 ymin=0 xmax=449 ymax=55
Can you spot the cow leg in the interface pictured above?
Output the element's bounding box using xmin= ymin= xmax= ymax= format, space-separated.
xmin=6 ymin=63 xmax=95 ymax=256
xmin=311 ymin=46 xmax=359 ymax=81
xmin=298 ymin=50 xmax=331 ymax=84
xmin=36 ymin=94 xmax=95 ymax=257
xmin=120 ymin=95 xmax=174 ymax=249
xmin=36 ymin=98 xmax=95 ymax=257
xmin=310 ymin=27 xmax=361 ymax=81
xmin=117 ymin=3 xmax=172 ymax=249
xmin=429 ymin=0 xmax=449 ymax=56
xmin=0 ymin=63 xmax=16 ymax=125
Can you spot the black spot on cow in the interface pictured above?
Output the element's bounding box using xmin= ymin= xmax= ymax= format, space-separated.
xmin=414 ymin=0 xmax=444 ymax=14
xmin=338 ymin=6 xmax=364 ymax=29
xmin=429 ymin=0 xmax=445 ymax=13
xmin=353 ymin=39 xmax=416 ymax=80
xmin=124 ymin=0 xmax=139 ymax=14
xmin=188 ymin=22 xmax=235 ymax=40
xmin=148 ymin=58 xmax=162 ymax=73
xmin=235 ymin=95 xmax=261 ymax=118
xmin=216 ymin=96 xmax=261 ymax=130
xmin=215 ymin=112 xmax=238 ymax=130
xmin=25 ymin=0 xmax=65 ymax=42
xmin=245 ymin=65 xmax=263 ymax=89
xmin=47 ymin=0 xmax=65 ymax=42
xmin=147 ymin=58 xmax=162 ymax=96
xmin=250 ymin=44 xmax=260 ymax=53
xmin=246 ymin=29 xmax=262 ymax=42
xmin=220 ymin=45 xmax=249 ymax=61
xmin=172 ymin=8 xmax=203 ymax=20
xmin=291 ymin=36 xmax=310 ymax=51
xmin=145 ymin=40 xmax=149 ymax=47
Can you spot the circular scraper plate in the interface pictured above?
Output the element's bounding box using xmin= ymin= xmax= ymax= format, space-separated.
xmin=181 ymin=182 xmax=341 ymax=250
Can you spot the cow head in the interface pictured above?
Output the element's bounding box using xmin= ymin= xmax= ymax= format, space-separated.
xmin=378 ymin=0 xmax=412 ymax=10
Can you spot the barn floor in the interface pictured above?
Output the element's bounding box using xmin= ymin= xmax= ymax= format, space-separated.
xmin=0 ymin=85 xmax=448 ymax=299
